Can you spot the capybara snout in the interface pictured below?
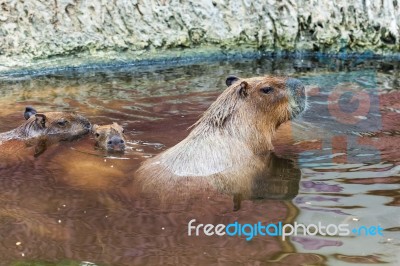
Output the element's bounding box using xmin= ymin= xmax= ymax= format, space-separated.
xmin=107 ymin=135 xmax=125 ymax=151
xmin=92 ymin=122 xmax=126 ymax=152
xmin=286 ymin=77 xmax=307 ymax=118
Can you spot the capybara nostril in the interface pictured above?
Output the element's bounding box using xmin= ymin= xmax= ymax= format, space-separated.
xmin=110 ymin=136 xmax=123 ymax=145
xmin=107 ymin=140 xmax=113 ymax=145
xmin=85 ymin=121 xmax=91 ymax=129
xmin=120 ymin=139 xmax=124 ymax=144
xmin=79 ymin=116 xmax=91 ymax=130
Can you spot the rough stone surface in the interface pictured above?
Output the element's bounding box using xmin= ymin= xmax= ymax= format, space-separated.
xmin=0 ymin=0 xmax=399 ymax=71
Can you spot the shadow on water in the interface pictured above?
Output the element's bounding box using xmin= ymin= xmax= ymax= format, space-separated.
xmin=0 ymin=55 xmax=399 ymax=265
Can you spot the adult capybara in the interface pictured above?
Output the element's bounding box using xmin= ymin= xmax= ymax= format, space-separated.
xmin=0 ymin=107 xmax=91 ymax=157
xmin=135 ymin=75 xmax=307 ymax=195
xmin=92 ymin=122 xmax=126 ymax=152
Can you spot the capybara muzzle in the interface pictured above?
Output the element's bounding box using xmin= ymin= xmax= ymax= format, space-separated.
xmin=286 ymin=78 xmax=307 ymax=118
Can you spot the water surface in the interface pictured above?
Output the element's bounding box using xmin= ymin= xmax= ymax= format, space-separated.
xmin=0 ymin=56 xmax=399 ymax=265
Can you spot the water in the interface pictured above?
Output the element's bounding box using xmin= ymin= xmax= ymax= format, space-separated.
xmin=0 ymin=56 xmax=399 ymax=265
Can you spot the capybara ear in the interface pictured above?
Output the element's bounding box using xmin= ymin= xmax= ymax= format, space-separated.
xmin=113 ymin=122 xmax=124 ymax=133
xmin=226 ymin=75 xmax=240 ymax=86
xmin=34 ymin=114 xmax=47 ymax=128
xmin=112 ymin=122 xmax=124 ymax=131
xmin=24 ymin=106 xmax=37 ymax=120
xmin=238 ymin=81 xmax=249 ymax=98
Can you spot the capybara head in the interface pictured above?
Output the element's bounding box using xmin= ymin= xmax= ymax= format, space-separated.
xmin=190 ymin=75 xmax=306 ymax=150
xmin=21 ymin=107 xmax=91 ymax=140
xmin=92 ymin=122 xmax=126 ymax=152
xmin=224 ymin=75 xmax=306 ymax=123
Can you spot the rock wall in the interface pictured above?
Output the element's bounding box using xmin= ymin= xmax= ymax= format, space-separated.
xmin=0 ymin=0 xmax=399 ymax=71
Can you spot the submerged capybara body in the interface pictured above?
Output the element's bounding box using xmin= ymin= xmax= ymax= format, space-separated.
xmin=92 ymin=122 xmax=126 ymax=152
xmin=136 ymin=75 xmax=307 ymax=194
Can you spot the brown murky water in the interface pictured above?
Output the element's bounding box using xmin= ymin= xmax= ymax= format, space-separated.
xmin=0 ymin=56 xmax=399 ymax=265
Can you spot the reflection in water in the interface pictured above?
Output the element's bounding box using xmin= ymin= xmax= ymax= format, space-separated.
xmin=215 ymin=153 xmax=301 ymax=211
xmin=136 ymin=151 xmax=301 ymax=212
xmin=216 ymin=153 xmax=301 ymax=201
xmin=0 ymin=56 xmax=399 ymax=265
xmin=294 ymin=164 xmax=400 ymax=265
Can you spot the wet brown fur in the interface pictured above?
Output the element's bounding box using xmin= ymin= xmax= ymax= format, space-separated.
xmin=135 ymin=75 xmax=306 ymax=196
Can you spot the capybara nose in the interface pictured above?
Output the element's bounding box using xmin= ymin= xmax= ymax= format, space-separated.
xmin=77 ymin=115 xmax=91 ymax=130
xmin=286 ymin=78 xmax=305 ymax=97
xmin=107 ymin=136 xmax=125 ymax=151
xmin=286 ymin=78 xmax=307 ymax=117
xmin=83 ymin=120 xmax=91 ymax=130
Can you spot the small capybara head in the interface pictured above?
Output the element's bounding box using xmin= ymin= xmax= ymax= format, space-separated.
xmin=22 ymin=107 xmax=91 ymax=140
xmin=92 ymin=122 xmax=126 ymax=152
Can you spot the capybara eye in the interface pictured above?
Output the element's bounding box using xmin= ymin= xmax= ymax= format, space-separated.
xmin=260 ymin=87 xmax=274 ymax=94
xmin=122 ymin=129 xmax=125 ymax=133
xmin=95 ymin=133 xmax=100 ymax=138
xmin=57 ymin=120 xmax=68 ymax=127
